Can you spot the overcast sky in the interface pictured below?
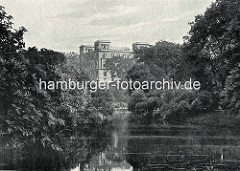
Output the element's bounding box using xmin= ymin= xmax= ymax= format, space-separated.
xmin=1 ymin=0 xmax=214 ymax=53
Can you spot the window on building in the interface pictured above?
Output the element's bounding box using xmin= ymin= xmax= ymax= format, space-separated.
xmin=102 ymin=60 xmax=106 ymax=69
xmin=104 ymin=71 xmax=107 ymax=76
xmin=102 ymin=44 xmax=107 ymax=49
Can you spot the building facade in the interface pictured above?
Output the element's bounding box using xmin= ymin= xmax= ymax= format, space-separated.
xmin=80 ymin=40 xmax=150 ymax=82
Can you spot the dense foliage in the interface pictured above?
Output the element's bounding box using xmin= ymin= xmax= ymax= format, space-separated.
xmin=0 ymin=7 xmax=112 ymax=170
xmin=127 ymin=41 xmax=198 ymax=123
xmin=184 ymin=0 xmax=240 ymax=115
xmin=127 ymin=0 xmax=240 ymax=124
xmin=2 ymin=0 xmax=240 ymax=169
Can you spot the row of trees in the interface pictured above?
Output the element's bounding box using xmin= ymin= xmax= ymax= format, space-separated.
xmin=125 ymin=0 xmax=240 ymax=124
xmin=0 ymin=6 xmax=112 ymax=170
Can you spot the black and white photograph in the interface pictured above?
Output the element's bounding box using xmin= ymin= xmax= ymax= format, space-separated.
xmin=1 ymin=0 xmax=240 ymax=170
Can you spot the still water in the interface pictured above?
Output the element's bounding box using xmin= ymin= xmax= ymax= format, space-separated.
xmin=75 ymin=111 xmax=240 ymax=170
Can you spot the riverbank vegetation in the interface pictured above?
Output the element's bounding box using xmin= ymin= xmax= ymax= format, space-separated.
xmin=1 ymin=0 xmax=240 ymax=170
xmin=127 ymin=0 xmax=240 ymax=125
xmin=0 ymin=6 xmax=112 ymax=170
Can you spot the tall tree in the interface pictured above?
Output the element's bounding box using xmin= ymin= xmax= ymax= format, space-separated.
xmin=184 ymin=0 xmax=240 ymax=113
xmin=0 ymin=7 xmax=112 ymax=170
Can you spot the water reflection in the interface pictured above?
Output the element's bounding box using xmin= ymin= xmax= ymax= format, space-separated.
xmin=126 ymin=122 xmax=240 ymax=170
xmin=79 ymin=111 xmax=133 ymax=171
xmin=72 ymin=111 xmax=240 ymax=171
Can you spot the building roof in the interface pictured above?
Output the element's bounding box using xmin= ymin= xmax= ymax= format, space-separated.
xmin=80 ymin=45 xmax=94 ymax=48
xmin=95 ymin=40 xmax=111 ymax=43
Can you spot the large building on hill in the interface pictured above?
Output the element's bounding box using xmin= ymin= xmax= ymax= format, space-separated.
xmin=80 ymin=40 xmax=150 ymax=82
